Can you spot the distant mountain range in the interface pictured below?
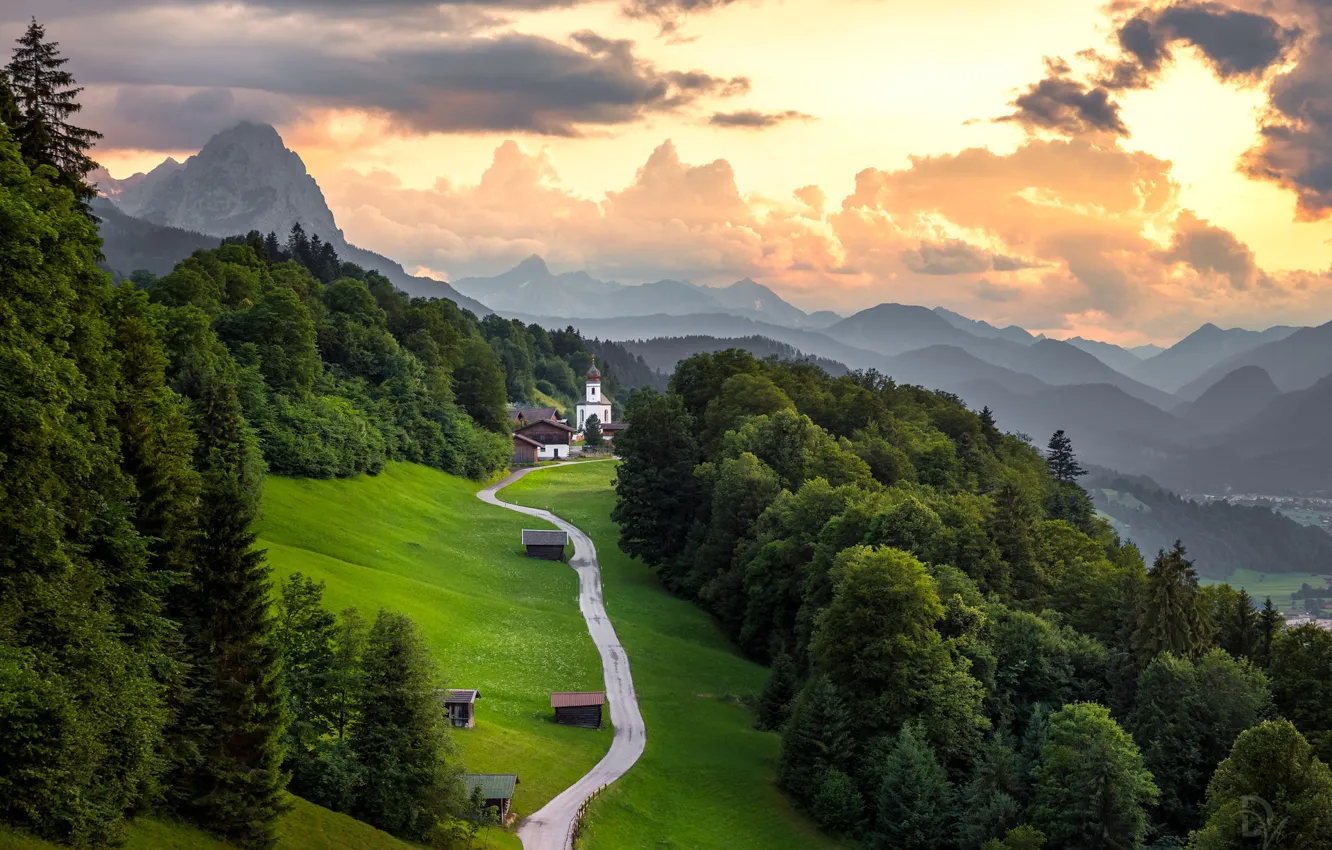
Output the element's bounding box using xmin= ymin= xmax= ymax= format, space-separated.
xmin=93 ymin=121 xmax=1332 ymax=496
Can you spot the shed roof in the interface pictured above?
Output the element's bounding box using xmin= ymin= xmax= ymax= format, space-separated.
xmin=551 ymin=691 xmax=606 ymax=708
xmin=516 ymin=418 xmax=574 ymax=434
xmin=464 ymin=774 xmax=520 ymax=800
xmin=442 ymin=689 xmax=480 ymax=705
xmin=513 ymin=433 xmax=542 ymax=448
xmin=511 ymin=407 xmax=557 ymax=423
xmin=522 ymin=529 xmax=569 ymax=547
xmin=601 ymin=422 xmax=629 ymax=432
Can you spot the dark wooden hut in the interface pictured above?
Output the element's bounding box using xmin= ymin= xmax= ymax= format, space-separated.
xmin=551 ymin=691 xmax=606 ymax=729
xmin=441 ymin=688 xmax=481 ymax=729
xmin=463 ymin=774 xmax=520 ymax=824
xmin=514 ymin=418 xmax=573 ymax=460
xmin=511 ymin=433 xmax=540 ymax=466
xmin=522 ymin=529 xmax=568 ymax=561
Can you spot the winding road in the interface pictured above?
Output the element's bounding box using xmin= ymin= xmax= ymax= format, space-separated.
xmin=478 ymin=463 xmax=646 ymax=850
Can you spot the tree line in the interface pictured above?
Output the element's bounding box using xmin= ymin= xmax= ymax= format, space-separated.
xmin=613 ymin=349 xmax=1332 ymax=849
xmin=0 ymin=20 xmax=562 ymax=849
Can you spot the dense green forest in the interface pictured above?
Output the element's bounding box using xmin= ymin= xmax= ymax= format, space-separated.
xmin=1087 ymin=471 xmax=1332 ymax=580
xmin=0 ymin=23 xmax=622 ymax=850
xmin=613 ymin=350 xmax=1332 ymax=848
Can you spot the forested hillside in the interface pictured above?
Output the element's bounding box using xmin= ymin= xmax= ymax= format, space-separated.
xmin=1088 ymin=472 xmax=1332 ymax=579
xmin=613 ymin=349 xmax=1332 ymax=848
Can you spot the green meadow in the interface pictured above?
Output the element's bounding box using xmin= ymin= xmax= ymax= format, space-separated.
xmin=258 ymin=462 xmax=613 ymax=845
xmin=1201 ymin=567 xmax=1332 ymax=613
xmin=503 ymin=462 xmax=848 ymax=850
xmin=0 ymin=797 xmax=417 ymax=850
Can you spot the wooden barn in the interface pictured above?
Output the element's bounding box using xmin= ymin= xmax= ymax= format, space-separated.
xmin=511 ymin=433 xmax=540 ymax=466
xmin=522 ymin=529 xmax=568 ymax=561
xmin=551 ymin=691 xmax=606 ymax=729
xmin=600 ymin=422 xmax=629 ymax=445
xmin=514 ymin=418 xmax=573 ymax=461
xmin=441 ymin=688 xmax=481 ymax=729
xmin=463 ymin=774 xmax=520 ymax=825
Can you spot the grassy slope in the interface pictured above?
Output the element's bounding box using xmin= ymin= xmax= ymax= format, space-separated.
xmin=0 ymin=797 xmax=416 ymax=850
xmin=257 ymin=462 xmax=612 ymax=846
xmin=503 ymin=463 xmax=849 ymax=850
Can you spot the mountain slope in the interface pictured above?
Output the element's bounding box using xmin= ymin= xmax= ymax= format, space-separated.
xmin=92 ymin=195 xmax=219 ymax=278
xmin=1061 ymin=336 xmax=1145 ymax=376
xmin=977 ymin=338 xmax=1177 ymax=409
xmin=829 ymin=303 xmax=983 ymax=356
xmin=884 ymin=345 xmax=1049 ymax=396
xmin=1178 ymin=321 xmax=1332 ymax=399
xmin=1176 ymin=365 xmax=1280 ymax=433
xmin=704 ymin=278 xmax=811 ymax=326
xmin=932 ymin=306 xmax=1036 ymax=345
xmin=1135 ymin=323 xmax=1301 ymax=393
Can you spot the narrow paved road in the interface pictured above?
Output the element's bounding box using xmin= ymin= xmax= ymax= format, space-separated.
xmin=478 ymin=463 xmax=646 ymax=850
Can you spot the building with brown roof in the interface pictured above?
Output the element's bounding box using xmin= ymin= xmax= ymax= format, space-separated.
xmin=515 ymin=418 xmax=573 ymax=461
xmin=550 ymin=691 xmax=606 ymax=729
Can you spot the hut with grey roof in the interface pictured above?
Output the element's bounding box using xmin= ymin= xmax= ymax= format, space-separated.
xmin=522 ymin=528 xmax=569 ymax=561
xmin=439 ymin=688 xmax=481 ymax=728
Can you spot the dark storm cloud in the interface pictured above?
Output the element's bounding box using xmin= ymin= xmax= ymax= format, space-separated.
xmin=998 ymin=72 xmax=1129 ymax=137
xmin=1109 ymin=1 xmax=1300 ymax=86
xmin=83 ymin=86 xmax=299 ymax=150
xmin=709 ymin=109 xmax=814 ymax=128
xmin=18 ymin=11 xmax=750 ymax=144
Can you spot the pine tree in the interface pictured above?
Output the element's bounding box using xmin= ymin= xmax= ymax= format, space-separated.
xmin=812 ymin=769 xmax=864 ymax=836
xmin=286 ymin=222 xmax=310 ymax=267
xmin=5 ymin=18 xmax=102 ymax=204
xmin=350 ymin=610 xmax=465 ymax=842
xmin=756 ymin=648 xmax=799 ymax=731
xmin=779 ymin=675 xmax=856 ymax=806
xmin=263 ymin=231 xmax=284 ymax=264
xmin=1044 ymin=430 xmax=1086 ymax=483
xmin=1221 ymin=587 xmax=1260 ymax=661
xmin=171 ymin=366 xmax=290 ymax=847
xmin=583 ymin=413 xmax=604 ymax=449
xmin=1133 ymin=541 xmax=1211 ymax=662
xmin=979 ymin=405 xmax=1000 ymax=449
xmin=1258 ymin=596 xmax=1282 ymax=669
xmin=871 ymin=722 xmax=957 ymax=850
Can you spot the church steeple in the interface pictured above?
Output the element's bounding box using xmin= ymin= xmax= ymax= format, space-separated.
xmin=585 ymin=359 xmax=601 ymax=403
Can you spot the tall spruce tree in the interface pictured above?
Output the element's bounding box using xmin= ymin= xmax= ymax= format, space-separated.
xmin=350 ymin=610 xmax=464 ymax=842
xmin=756 ymin=648 xmax=799 ymax=732
xmin=871 ymin=722 xmax=958 ymax=850
xmin=1044 ymin=431 xmax=1086 ymax=483
xmin=5 ymin=18 xmax=101 ymax=204
xmin=170 ymin=363 xmax=289 ymax=848
xmin=1258 ymin=596 xmax=1282 ymax=669
xmin=1134 ymin=541 xmax=1211 ymax=662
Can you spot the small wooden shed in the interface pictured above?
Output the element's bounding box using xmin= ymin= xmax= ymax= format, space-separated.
xmin=511 ymin=433 xmax=540 ymax=466
xmin=441 ymin=688 xmax=481 ymax=729
xmin=551 ymin=691 xmax=606 ymax=729
xmin=463 ymin=774 xmax=521 ymax=825
xmin=523 ymin=529 xmax=569 ymax=561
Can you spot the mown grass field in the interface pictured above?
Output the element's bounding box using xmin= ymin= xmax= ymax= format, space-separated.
xmin=503 ymin=462 xmax=849 ymax=850
xmin=0 ymin=797 xmax=417 ymax=850
xmin=1202 ymin=567 xmax=1332 ymax=614
xmin=258 ymin=462 xmax=613 ymax=847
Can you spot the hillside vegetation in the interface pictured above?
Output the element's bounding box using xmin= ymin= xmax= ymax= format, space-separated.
xmin=258 ymin=462 xmax=611 ymax=832
xmin=503 ymin=463 xmax=849 ymax=850
xmin=610 ymin=348 xmax=1332 ymax=847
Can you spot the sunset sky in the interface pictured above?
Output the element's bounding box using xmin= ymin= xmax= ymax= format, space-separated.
xmin=8 ymin=0 xmax=1332 ymax=343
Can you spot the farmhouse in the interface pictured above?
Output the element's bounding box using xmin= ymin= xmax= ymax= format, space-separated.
xmin=523 ymin=529 xmax=569 ymax=561
xmin=463 ymin=774 xmax=521 ymax=825
xmin=440 ymin=688 xmax=481 ymax=729
xmin=575 ymin=363 xmax=613 ymax=431
xmin=511 ymin=432 xmax=540 ymax=466
xmin=551 ymin=691 xmax=606 ymax=729
xmin=514 ymin=418 xmax=573 ymax=461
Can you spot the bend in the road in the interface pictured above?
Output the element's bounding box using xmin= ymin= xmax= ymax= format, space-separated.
xmin=478 ymin=462 xmax=646 ymax=850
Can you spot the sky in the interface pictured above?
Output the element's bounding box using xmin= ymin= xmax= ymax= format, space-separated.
xmin=9 ymin=0 xmax=1332 ymax=344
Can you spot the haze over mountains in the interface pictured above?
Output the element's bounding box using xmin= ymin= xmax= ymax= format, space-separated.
xmin=93 ymin=121 xmax=1332 ymax=496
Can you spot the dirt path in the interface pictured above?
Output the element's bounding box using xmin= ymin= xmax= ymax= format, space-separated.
xmin=477 ymin=463 xmax=645 ymax=850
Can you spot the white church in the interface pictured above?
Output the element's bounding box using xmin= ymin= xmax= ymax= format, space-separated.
xmin=576 ymin=362 xmax=613 ymax=431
